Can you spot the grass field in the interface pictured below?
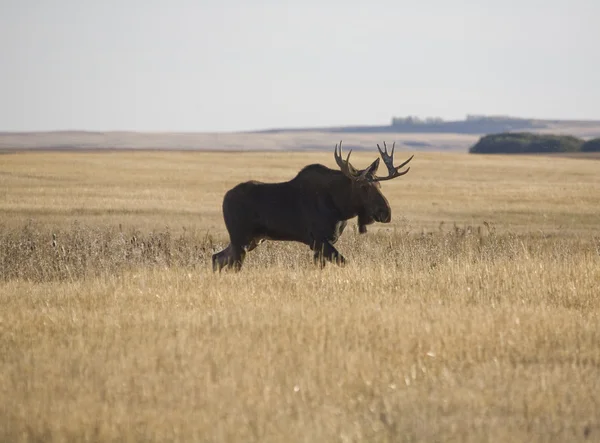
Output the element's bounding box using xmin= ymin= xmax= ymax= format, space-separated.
xmin=1 ymin=149 xmax=599 ymax=442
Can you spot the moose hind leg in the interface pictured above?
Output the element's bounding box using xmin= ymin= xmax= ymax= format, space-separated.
xmin=212 ymin=244 xmax=246 ymax=272
xmin=212 ymin=244 xmax=231 ymax=272
xmin=230 ymin=246 xmax=246 ymax=271
xmin=312 ymin=241 xmax=346 ymax=268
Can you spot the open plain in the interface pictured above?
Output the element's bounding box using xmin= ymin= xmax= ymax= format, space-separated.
xmin=1 ymin=149 xmax=599 ymax=442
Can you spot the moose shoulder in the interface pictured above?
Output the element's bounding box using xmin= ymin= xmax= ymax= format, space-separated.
xmin=212 ymin=142 xmax=414 ymax=271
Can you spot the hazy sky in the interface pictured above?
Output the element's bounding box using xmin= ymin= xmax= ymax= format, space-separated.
xmin=1 ymin=0 xmax=598 ymax=132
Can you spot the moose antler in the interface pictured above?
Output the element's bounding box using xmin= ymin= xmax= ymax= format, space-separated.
xmin=334 ymin=141 xmax=360 ymax=179
xmin=375 ymin=141 xmax=414 ymax=181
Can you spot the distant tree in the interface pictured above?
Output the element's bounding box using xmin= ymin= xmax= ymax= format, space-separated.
xmin=469 ymin=132 xmax=584 ymax=154
xmin=580 ymin=138 xmax=600 ymax=152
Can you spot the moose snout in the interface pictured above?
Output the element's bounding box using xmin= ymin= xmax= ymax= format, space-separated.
xmin=377 ymin=210 xmax=391 ymax=223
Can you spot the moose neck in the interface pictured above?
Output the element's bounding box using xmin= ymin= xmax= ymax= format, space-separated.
xmin=330 ymin=175 xmax=363 ymax=221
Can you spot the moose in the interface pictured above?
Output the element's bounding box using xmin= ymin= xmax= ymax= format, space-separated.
xmin=212 ymin=141 xmax=414 ymax=271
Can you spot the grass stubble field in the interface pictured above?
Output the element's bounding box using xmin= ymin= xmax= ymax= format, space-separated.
xmin=1 ymin=149 xmax=599 ymax=442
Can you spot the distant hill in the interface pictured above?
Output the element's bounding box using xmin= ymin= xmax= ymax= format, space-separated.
xmin=2 ymin=116 xmax=600 ymax=153
xmin=0 ymin=131 xmax=478 ymax=153
xmin=253 ymin=115 xmax=600 ymax=138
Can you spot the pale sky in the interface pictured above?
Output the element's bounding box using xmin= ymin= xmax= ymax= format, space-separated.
xmin=1 ymin=0 xmax=598 ymax=132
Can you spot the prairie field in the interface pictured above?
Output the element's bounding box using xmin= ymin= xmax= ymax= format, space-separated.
xmin=1 ymin=149 xmax=600 ymax=442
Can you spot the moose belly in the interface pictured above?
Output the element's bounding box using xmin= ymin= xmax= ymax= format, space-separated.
xmin=254 ymin=227 xmax=303 ymax=243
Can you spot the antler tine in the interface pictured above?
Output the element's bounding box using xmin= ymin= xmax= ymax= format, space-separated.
xmin=343 ymin=141 xmax=352 ymax=163
xmin=334 ymin=141 xmax=352 ymax=164
xmin=396 ymin=153 xmax=414 ymax=170
xmin=379 ymin=141 xmax=395 ymax=157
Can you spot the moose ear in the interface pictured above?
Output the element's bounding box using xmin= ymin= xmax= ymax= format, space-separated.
xmin=364 ymin=158 xmax=380 ymax=176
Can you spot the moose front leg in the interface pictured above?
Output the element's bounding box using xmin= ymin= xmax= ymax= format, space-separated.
xmin=311 ymin=241 xmax=346 ymax=268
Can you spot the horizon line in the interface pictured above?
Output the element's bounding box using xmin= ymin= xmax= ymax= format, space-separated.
xmin=3 ymin=114 xmax=600 ymax=135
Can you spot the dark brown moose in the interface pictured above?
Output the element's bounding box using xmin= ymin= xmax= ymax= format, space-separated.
xmin=212 ymin=142 xmax=414 ymax=271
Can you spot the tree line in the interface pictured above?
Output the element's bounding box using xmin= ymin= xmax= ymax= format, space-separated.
xmin=469 ymin=132 xmax=600 ymax=154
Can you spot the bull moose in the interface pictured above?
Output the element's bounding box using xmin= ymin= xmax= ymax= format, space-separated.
xmin=212 ymin=141 xmax=414 ymax=271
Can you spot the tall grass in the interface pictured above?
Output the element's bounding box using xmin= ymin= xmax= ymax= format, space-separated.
xmin=0 ymin=220 xmax=213 ymax=281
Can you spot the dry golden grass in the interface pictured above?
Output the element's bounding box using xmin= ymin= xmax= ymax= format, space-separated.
xmin=1 ymin=150 xmax=600 ymax=442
